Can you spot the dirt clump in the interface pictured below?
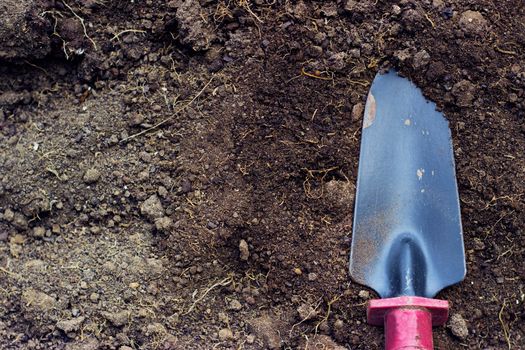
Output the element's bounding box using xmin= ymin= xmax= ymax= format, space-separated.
xmin=239 ymin=239 xmax=250 ymax=261
xmin=101 ymin=310 xmax=130 ymax=327
xmin=140 ymin=194 xmax=165 ymax=220
xmin=452 ymin=79 xmax=477 ymax=107
xmin=83 ymin=168 xmax=101 ymax=184
xmin=248 ymin=314 xmax=286 ymax=349
xmin=56 ymin=316 xmax=85 ymax=334
xmin=448 ymin=313 xmax=469 ymax=339
xmin=0 ymin=0 xmax=50 ymax=60
xmin=21 ymin=288 xmax=56 ymax=313
xmin=171 ymin=0 xmax=216 ymax=51
xmin=459 ymin=10 xmax=488 ymax=35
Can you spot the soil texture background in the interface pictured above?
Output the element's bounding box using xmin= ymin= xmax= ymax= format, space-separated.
xmin=0 ymin=0 xmax=524 ymax=349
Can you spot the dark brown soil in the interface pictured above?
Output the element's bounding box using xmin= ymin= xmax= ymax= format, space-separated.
xmin=1 ymin=1 xmax=524 ymax=349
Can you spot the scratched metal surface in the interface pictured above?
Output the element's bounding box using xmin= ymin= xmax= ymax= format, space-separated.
xmin=349 ymin=71 xmax=466 ymax=299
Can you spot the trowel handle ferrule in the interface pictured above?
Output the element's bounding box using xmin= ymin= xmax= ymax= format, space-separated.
xmin=367 ymin=296 xmax=449 ymax=350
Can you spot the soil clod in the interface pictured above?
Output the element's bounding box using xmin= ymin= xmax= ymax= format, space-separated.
xmin=239 ymin=239 xmax=250 ymax=261
xmin=448 ymin=313 xmax=469 ymax=339
xmin=140 ymin=195 xmax=165 ymax=221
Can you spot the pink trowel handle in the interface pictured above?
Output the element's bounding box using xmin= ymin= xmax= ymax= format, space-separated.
xmin=367 ymin=296 xmax=449 ymax=350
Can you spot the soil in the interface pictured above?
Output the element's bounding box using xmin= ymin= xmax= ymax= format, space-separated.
xmin=0 ymin=0 xmax=524 ymax=349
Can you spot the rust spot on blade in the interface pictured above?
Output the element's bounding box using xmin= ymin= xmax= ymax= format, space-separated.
xmin=351 ymin=205 xmax=400 ymax=283
xmin=363 ymin=92 xmax=376 ymax=128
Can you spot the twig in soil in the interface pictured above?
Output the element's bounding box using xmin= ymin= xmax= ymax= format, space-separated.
xmin=348 ymin=79 xmax=370 ymax=87
xmin=289 ymin=298 xmax=324 ymax=337
xmin=213 ymin=2 xmax=233 ymax=23
xmin=121 ymin=77 xmax=214 ymax=143
xmin=351 ymin=301 xmax=368 ymax=307
xmin=237 ymin=161 xmax=254 ymax=176
xmin=301 ymin=67 xmax=333 ymax=81
xmin=301 ymin=334 xmax=310 ymax=350
xmin=111 ymin=29 xmax=147 ymax=41
xmin=286 ymin=74 xmax=303 ymax=84
xmin=424 ymin=13 xmax=435 ymax=28
xmin=237 ymin=0 xmax=263 ymax=23
xmin=62 ymin=1 xmax=98 ymax=50
xmin=81 ymin=320 xmax=106 ymax=340
xmin=23 ymin=60 xmax=50 ymax=77
xmin=481 ymin=194 xmax=523 ymax=210
xmin=310 ymin=108 xmax=318 ymax=121
xmin=46 ymin=167 xmax=62 ymax=181
xmin=0 ymin=267 xmax=15 ymax=276
xmin=498 ymin=299 xmax=511 ymax=349
xmin=0 ymin=267 xmax=23 ymax=280
xmin=367 ymin=57 xmax=380 ymax=69
xmin=485 ymin=210 xmax=514 ymax=238
xmin=183 ymin=275 xmax=233 ymax=315
xmin=494 ymin=46 xmax=517 ymax=55
xmin=321 ymin=215 xmax=331 ymax=225
xmin=496 ymin=244 xmax=515 ymax=262
xmin=314 ymin=294 xmax=341 ymax=335
xmin=42 ymin=10 xmax=71 ymax=59
xmin=303 ymin=166 xmax=339 ymax=199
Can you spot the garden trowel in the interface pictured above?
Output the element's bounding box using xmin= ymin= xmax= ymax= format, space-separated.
xmin=349 ymin=71 xmax=466 ymax=349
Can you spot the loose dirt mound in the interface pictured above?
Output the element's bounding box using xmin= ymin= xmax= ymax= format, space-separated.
xmin=0 ymin=1 xmax=524 ymax=349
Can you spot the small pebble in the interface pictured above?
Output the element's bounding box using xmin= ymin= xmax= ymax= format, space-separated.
xmin=392 ymin=5 xmax=401 ymax=15
xmin=128 ymin=113 xmax=144 ymax=127
xmin=83 ymin=168 xmax=101 ymax=184
xmin=33 ymin=226 xmax=45 ymax=238
xmin=448 ymin=313 xmax=468 ymax=339
xmin=3 ymin=208 xmax=14 ymax=221
xmin=138 ymin=308 xmax=149 ymax=318
xmin=352 ymin=103 xmax=364 ymax=121
xmin=218 ymin=312 xmax=229 ymax=324
xmin=334 ymin=319 xmax=344 ymax=329
xmin=90 ymin=293 xmax=99 ymax=302
xmin=218 ymin=328 xmax=234 ymax=341
xmin=239 ymin=239 xmax=250 ymax=261
xmin=71 ymin=308 xmax=80 ymax=317
xmin=157 ymin=186 xmax=168 ymax=197
xmin=358 ymin=290 xmax=370 ymax=299
xmin=109 ymin=134 xmax=119 ymax=144
xmin=52 ymin=224 xmax=61 ymax=234
xmin=140 ymin=195 xmax=165 ymax=220
xmin=155 ymin=216 xmax=173 ymax=232
xmin=229 ymin=299 xmax=242 ymax=311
